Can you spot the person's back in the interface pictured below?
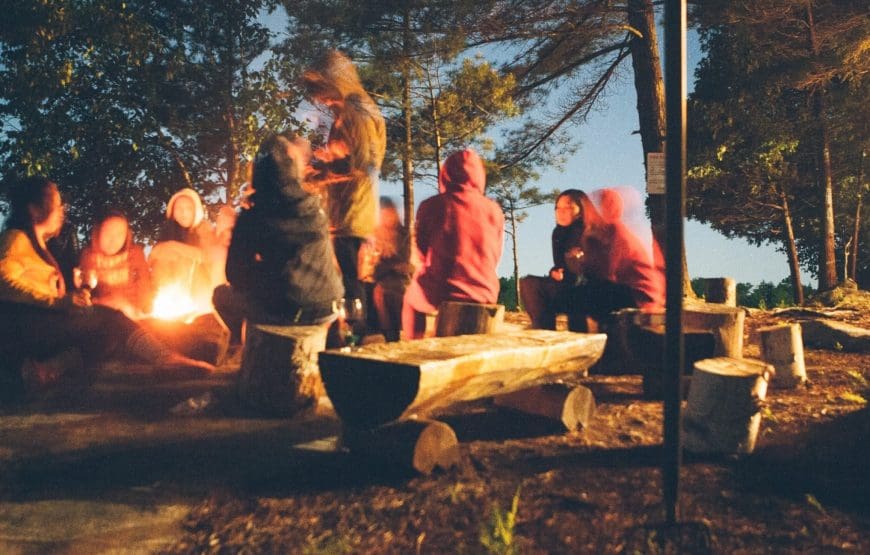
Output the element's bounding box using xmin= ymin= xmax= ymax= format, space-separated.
xmin=225 ymin=133 xmax=344 ymax=324
xmin=403 ymin=149 xmax=504 ymax=338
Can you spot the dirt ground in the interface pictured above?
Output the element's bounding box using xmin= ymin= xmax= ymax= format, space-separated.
xmin=165 ymin=308 xmax=870 ymax=554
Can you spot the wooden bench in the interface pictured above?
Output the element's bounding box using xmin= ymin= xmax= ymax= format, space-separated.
xmin=590 ymin=303 xmax=745 ymax=399
xmin=319 ymin=329 xmax=605 ymax=474
xmin=319 ymin=329 xmax=606 ymax=428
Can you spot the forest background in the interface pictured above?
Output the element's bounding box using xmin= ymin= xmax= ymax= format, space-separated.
xmin=1 ymin=0 xmax=866 ymax=309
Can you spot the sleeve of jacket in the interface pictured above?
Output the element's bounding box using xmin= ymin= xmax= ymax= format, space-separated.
xmin=0 ymin=230 xmax=60 ymax=307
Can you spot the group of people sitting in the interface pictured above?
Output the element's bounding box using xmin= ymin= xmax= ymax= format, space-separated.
xmin=0 ymin=48 xmax=665 ymax=404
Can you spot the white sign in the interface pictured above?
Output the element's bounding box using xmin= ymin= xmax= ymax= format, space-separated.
xmin=646 ymin=152 xmax=665 ymax=195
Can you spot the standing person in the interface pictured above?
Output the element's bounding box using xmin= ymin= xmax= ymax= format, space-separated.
xmin=0 ymin=177 xmax=213 ymax=402
xmin=402 ymin=149 xmax=505 ymax=339
xmin=79 ymin=210 xmax=154 ymax=319
xmin=519 ymin=189 xmax=588 ymax=331
xmin=301 ymin=49 xmax=386 ymax=332
xmin=214 ymin=132 xmax=344 ymax=337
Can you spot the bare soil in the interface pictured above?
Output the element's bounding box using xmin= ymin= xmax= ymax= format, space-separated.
xmin=165 ymin=309 xmax=870 ymax=554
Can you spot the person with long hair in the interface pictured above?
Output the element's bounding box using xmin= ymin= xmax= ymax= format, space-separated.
xmin=0 ymin=177 xmax=213 ymax=402
xmin=301 ymin=49 xmax=387 ymax=332
xmin=522 ymin=188 xmax=665 ymax=332
xmin=519 ymin=189 xmax=589 ymax=331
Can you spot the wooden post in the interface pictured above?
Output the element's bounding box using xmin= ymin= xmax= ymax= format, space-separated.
xmin=683 ymin=357 xmax=772 ymax=455
xmin=684 ymin=304 xmax=745 ymax=358
xmin=435 ymin=301 xmax=504 ymax=337
xmin=493 ymin=384 xmax=595 ymax=431
xmin=342 ymin=418 xmax=461 ymax=475
xmin=238 ymin=323 xmax=328 ymax=416
xmin=759 ymin=324 xmax=806 ymax=388
xmin=704 ymin=277 xmax=736 ymax=307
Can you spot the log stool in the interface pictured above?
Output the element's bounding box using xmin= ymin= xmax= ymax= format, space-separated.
xmin=238 ymin=323 xmax=328 ymax=416
xmin=759 ymin=323 xmax=806 ymax=388
xmin=435 ymin=301 xmax=504 ymax=337
xmin=704 ymin=277 xmax=737 ymax=306
xmin=683 ymin=357 xmax=773 ymax=455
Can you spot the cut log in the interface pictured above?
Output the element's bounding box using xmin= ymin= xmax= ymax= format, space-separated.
xmin=683 ymin=357 xmax=773 ymax=455
xmin=319 ymin=330 xmax=607 ymax=428
xmin=238 ymin=323 xmax=328 ymax=417
xmin=704 ymin=277 xmax=737 ymax=306
xmin=800 ymin=319 xmax=870 ymax=353
xmin=759 ymin=323 xmax=807 ymax=388
xmin=140 ymin=313 xmax=230 ymax=365
xmin=435 ymin=301 xmax=505 ymax=337
xmin=493 ymin=383 xmax=595 ymax=431
xmin=342 ymin=418 xmax=460 ymax=475
xmin=684 ymin=304 xmax=745 ymax=358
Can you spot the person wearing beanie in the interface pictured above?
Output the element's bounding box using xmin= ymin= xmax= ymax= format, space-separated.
xmin=402 ymin=149 xmax=504 ymax=339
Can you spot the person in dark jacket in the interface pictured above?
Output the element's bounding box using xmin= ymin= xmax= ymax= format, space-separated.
xmin=519 ymin=189 xmax=588 ymax=331
xmin=402 ymin=149 xmax=504 ymax=339
xmin=213 ymin=132 xmax=344 ymax=339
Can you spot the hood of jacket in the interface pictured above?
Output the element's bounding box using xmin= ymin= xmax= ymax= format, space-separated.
xmin=166 ymin=188 xmax=205 ymax=228
xmin=438 ymin=149 xmax=486 ymax=195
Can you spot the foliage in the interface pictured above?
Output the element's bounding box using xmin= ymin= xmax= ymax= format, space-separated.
xmin=692 ymin=277 xmax=816 ymax=309
xmin=498 ymin=276 xmax=519 ymax=311
xmin=0 ymin=0 xmax=301 ymax=239
xmin=479 ymin=486 xmax=521 ymax=555
xmin=689 ymin=0 xmax=870 ymax=285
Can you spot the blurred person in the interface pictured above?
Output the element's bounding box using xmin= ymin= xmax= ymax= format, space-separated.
xmin=79 ymin=210 xmax=153 ymax=318
xmin=402 ymin=149 xmax=504 ymax=339
xmin=301 ymin=49 xmax=386 ymax=332
xmin=0 ymin=178 xmax=213 ymax=402
xmin=213 ymin=132 xmax=344 ymax=341
xmin=366 ymin=197 xmax=414 ymax=341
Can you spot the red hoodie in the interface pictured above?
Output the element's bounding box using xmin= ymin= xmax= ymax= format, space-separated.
xmin=405 ymin=149 xmax=504 ymax=312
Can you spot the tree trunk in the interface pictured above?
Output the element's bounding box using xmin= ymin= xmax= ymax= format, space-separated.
xmin=426 ymin=63 xmax=443 ymax=176
xmin=401 ymin=10 xmax=415 ymax=234
xmin=627 ymin=0 xmax=694 ymax=297
xmin=806 ymin=4 xmax=837 ymax=290
xmin=778 ymin=185 xmax=804 ymax=305
xmin=510 ymin=199 xmax=520 ymax=308
xmin=848 ymin=150 xmax=864 ymax=281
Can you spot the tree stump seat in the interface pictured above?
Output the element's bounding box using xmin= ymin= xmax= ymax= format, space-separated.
xmin=319 ymin=329 xmax=607 ymax=430
xmin=237 ymin=323 xmax=328 ymax=417
xmin=588 ymin=304 xmax=746 ymax=399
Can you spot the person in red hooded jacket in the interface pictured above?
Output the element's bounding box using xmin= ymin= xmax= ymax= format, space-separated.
xmin=402 ymin=149 xmax=504 ymax=339
xmin=562 ymin=188 xmax=665 ymax=330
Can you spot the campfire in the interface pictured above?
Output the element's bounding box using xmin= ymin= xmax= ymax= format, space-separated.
xmin=150 ymin=282 xmax=213 ymax=323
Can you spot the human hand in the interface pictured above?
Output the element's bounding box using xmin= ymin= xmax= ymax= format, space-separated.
xmin=564 ymin=247 xmax=585 ymax=275
xmin=60 ymin=289 xmax=91 ymax=308
xmin=550 ymin=268 xmax=564 ymax=282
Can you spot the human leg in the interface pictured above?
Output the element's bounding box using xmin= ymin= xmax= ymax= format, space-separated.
xmin=519 ymin=275 xmax=561 ymax=330
xmin=332 ymin=236 xmax=367 ymax=332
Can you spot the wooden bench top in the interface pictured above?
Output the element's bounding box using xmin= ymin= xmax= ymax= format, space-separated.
xmin=319 ymin=330 xmax=607 ymax=428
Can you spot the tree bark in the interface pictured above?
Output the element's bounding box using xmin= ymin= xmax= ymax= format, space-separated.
xmin=848 ymin=150 xmax=864 ymax=281
xmin=626 ymin=0 xmax=694 ymax=297
xmin=806 ymin=4 xmax=838 ymax=290
xmin=402 ymin=9 xmax=416 ymax=234
xmin=510 ymin=199 xmax=520 ymax=308
xmin=778 ymin=185 xmax=804 ymax=305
